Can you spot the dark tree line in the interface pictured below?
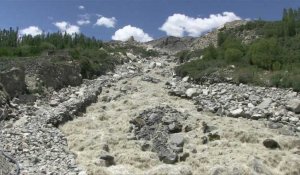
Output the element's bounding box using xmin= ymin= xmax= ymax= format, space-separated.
xmin=0 ymin=29 xmax=103 ymax=57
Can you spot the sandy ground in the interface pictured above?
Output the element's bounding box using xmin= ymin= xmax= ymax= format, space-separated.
xmin=60 ymin=60 xmax=300 ymax=175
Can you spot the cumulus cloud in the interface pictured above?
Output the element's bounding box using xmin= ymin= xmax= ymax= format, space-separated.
xmin=77 ymin=14 xmax=90 ymax=25
xmin=20 ymin=26 xmax=42 ymax=36
xmin=112 ymin=25 xmax=153 ymax=42
xmin=95 ymin=16 xmax=116 ymax=28
xmin=53 ymin=21 xmax=80 ymax=35
xmin=160 ymin=12 xmax=241 ymax=37
xmin=78 ymin=5 xmax=85 ymax=10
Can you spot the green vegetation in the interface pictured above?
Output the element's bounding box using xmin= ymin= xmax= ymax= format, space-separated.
xmin=175 ymin=49 xmax=202 ymax=63
xmin=176 ymin=8 xmax=300 ymax=91
xmin=0 ymin=28 xmax=158 ymax=79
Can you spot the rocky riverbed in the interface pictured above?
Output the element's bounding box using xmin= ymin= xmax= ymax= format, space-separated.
xmin=0 ymin=44 xmax=300 ymax=174
xmin=59 ymin=54 xmax=300 ymax=175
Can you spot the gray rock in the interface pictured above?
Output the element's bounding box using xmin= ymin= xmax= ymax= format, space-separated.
xmin=249 ymin=95 xmax=260 ymax=102
xmin=286 ymin=99 xmax=300 ymax=114
xmin=202 ymin=89 xmax=209 ymax=95
xmin=168 ymin=122 xmax=182 ymax=133
xmin=113 ymin=74 xmax=122 ymax=80
xmin=289 ymin=117 xmax=299 ymax=123
xmin=130 ymin=106 xmax=188 ymax=164
xmin=126 ymin=52 xmax=137 ymax=61
xmin=149 ymin=62 xmax=156 ymax=69
xmin=185 ymin=88 xmax=198 ymax=98
xmin=141 ymin=76 xmax=161 ymax=84
xmin=49 ymin=99 xmax=59 ymax=107
xmin=251 ymin=113 xmax=265 ymax=120
xmin=156 ymin=62 xmax=163 ymax=67
xmin=257 ymin=98 xmax=272 ymax=109
xmin=229 ymin=108 xmax=244 ymax=117
xmin=266 ymin=122 xmax=283 ymax=129
xmin=170 ymin=133 xmax=184 ymax=147
xmin=182 ymin=76 xmax=189 ymax=82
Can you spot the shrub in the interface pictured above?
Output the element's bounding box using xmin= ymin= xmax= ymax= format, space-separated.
xmin=270 ymin=72 xmax=284 ymax=87
xmin=224 ymin=48 xmax=243 ymax=63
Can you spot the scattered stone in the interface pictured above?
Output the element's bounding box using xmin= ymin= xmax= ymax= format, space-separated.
xmin=202 ymin=89 xmax=209 ymax=95
xmin=168 ymin=122 xmax=182 ymax=133
xmin=170 ymin=133 xmax=184 ymax=147
xmin=229 ymin=108 xmax=244 ymax=117
xmin=257 ymin=98 xmax=272 ymax=109
xmin=185 ymin=88 xmax=198 ymax=98
xmin=182 ymin=76 xmax=189 ymax=82
xmin=156 ymin=62 xmax=163 ymax=67
xmin=149 ymin=62 xmax=156 ymax=69
xmin=266 ymin=122 xmax=283 ymax=129
xmin=286 ymin=99 xmax=300 ymax=114
xmin=99 ymin=153 xmax=115 ymax=167
xmin=49 ymin=99 xmax=59 ymax=107
xmin=263 ymin=139 xmax=280 ymax=149
xmin=141 ymin=142 xmax=151 ymax=151
xmin=113 ymin=74 xmax=122 ymax=80
xmin=141 ymin=76 xmax=161 ymax=84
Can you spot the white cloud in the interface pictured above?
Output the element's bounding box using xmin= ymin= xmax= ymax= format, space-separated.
xmin=78 ymin=5 xmax=85 ymax=10
xmin=77 ymin=13 xmax=90 ymax=26
xmin=77 ymin=19 xmax=90 ymax=25
xmin=95 ymin=16 xmax=116 ymax=28
xmin=53 ymin=21 xmax=80 ymax=35
xmin=20 ymin=26 xmax=42 ymax=36
xmin=160 ymin=12 xmax=241 ymax=37
xmin=112 ymin=25 xmax=153 ymax=42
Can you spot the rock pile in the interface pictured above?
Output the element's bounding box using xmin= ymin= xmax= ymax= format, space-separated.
xmin=167 ymin=78 xmax=300 ymax=132
xmin=129 ymin=106 xmax=190 ymax=164
xmin=0 ymin=77 xmax=107 ymax=174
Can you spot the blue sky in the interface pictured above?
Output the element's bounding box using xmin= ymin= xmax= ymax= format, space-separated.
xmin=0 ymin=0 xmax=300 ymax=41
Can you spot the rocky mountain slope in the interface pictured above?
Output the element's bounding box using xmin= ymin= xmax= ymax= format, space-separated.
xmin=0 ymin=22 xmax=300 ymax=174
xmin=147 ymin=20 xmax=254 ymax=54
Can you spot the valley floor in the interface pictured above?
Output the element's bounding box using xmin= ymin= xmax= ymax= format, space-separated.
xmin=61 ymin=57 xmax=300 ymax=175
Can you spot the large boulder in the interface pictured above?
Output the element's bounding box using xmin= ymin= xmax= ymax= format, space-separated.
xmin=286 ymin=99 xmax=300 ymax=114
